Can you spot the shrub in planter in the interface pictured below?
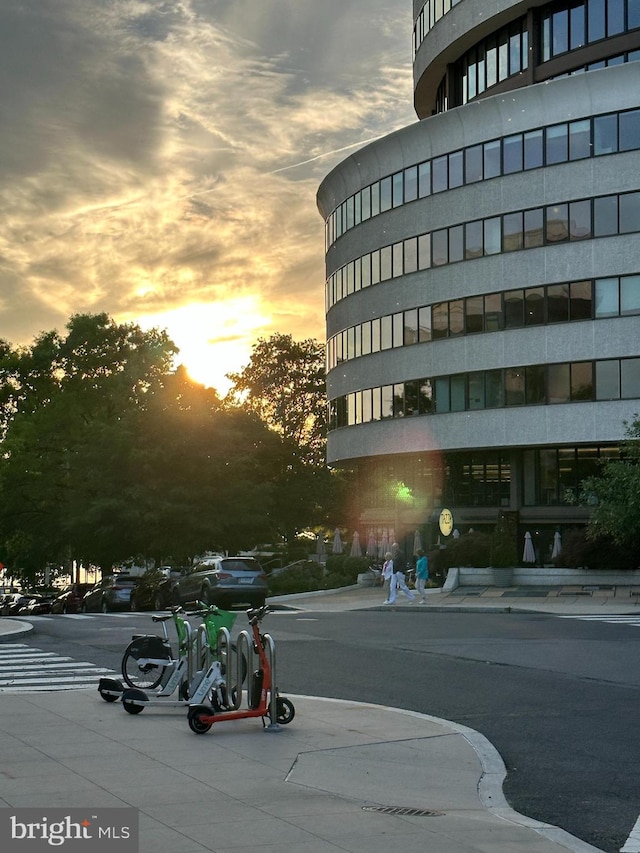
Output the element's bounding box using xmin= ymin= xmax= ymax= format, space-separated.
xmin=267 ymin=562 xmax=324 ymax=595
xmin=555 ymin=528 xmax=637 ymax=571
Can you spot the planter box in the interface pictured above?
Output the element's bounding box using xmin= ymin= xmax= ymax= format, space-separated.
xmin=446 ymin=566 xmax=640 ymax=589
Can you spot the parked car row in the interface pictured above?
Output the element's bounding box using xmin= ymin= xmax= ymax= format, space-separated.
xmin=0 ymin=556 xmax=269 ymax=616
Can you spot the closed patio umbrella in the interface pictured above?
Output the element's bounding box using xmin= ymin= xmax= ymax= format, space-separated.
xmin=316 ymin=533 xmax=326 ymax=560
xmin=332 ymin=528 xmax=343 ymax=554
xmin=523 ymin=531 xmax=536 ymax=564
xmin=379 ymin=530 xmax=389 ymax=559
xmin=413 ymin=529 xmax=423 ymax=556
xmin=551 ymin=530 xmax=562 ymax=560
xmin=366 ymin=530 xmax=377 ymax=558
xmin=350 ymin=531 xmax=362 ymax=557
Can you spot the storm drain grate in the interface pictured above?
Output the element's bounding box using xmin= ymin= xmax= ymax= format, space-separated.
xmin=362 ymin=806 xmax=445 ymax=817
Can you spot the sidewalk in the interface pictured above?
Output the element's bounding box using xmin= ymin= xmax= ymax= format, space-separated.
xmin=0 ymin=592 xmax=615 ymax=853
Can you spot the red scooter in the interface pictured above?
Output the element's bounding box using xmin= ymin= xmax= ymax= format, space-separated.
xmin=187 ymin=604 xmax=295 ymax=734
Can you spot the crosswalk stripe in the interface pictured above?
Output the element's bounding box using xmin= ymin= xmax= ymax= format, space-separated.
xmin=0 ymin=643 xmax=118 ymax=692
xmin=557 ymin=615 xmax=640 ymax=625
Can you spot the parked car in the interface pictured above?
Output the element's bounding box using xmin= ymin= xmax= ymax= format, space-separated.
xmin=129 ymin=568 xmax=181 ymax=611
xmin=50 ymin=583 xmax=93 ymax=614
xmin=172 ymin=556 xmax=268 ymax=609
xmin=80 ymin=574 xmax=138 ymax=613
xmin=18 ymin=594 xmax=54 ymax=615
xmin=0 ymin=593 xmax=30 ymax=616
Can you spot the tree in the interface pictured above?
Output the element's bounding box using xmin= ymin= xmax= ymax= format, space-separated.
xmin=582 ymin=416 xmax=640 ymax=564
xmin=225 ymin=333 xmax=327 ymax=467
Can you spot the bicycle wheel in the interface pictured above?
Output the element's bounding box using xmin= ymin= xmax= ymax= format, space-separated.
xmin=121 ymin=644 xmax=166 ymax=690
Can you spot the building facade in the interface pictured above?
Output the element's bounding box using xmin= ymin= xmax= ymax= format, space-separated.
xmin=317 ymin=0 xmax=640 ymax=559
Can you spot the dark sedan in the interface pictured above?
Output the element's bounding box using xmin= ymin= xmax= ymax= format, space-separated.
xmin=80 ymin=575 xmax=138 ymax=613
xmin=50 ymin=583 xmax=93 ymax=614
xmin=129 ymin=568 xmax=180 ymax=611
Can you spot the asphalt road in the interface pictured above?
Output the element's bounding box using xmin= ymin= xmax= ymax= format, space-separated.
xmin=10 ymin=608 xmax=640 ymax=852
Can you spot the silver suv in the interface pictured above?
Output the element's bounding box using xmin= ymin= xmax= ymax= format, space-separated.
xmin=173 ymin=556 xmax=268 ymax=609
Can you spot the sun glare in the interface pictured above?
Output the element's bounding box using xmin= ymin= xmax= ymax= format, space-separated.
xmin=135 ymin=299 xmax=272 ymax=395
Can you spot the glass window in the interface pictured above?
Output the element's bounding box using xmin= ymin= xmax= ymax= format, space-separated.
xmin=498 ymin=31 xmax=509 ymax=79
xmin=418 ymin=233 xmax=431 ymax=269
xmin=381 ymin=315 xmax=393 ymax=350
xmin=372 ymin=387 xmax=382 ymax=421
xmin=620 ymin=109 xmax=640 ymax=152
xmin=571 ymin=362 xmax=593 ymax=400
xmin=449 ymin=151 xmax=464 ymax=188
xmin=465 ymin=145 xmax=483 ymax=183
xmin=503 ymin=211 xmax=524 ymax=252
xmin=418 ymin=306 xmax=432 ymax=342
xmin=346 ymin=326 xmax=355 ymax=361
xmin=465 ymin=220 xmax=484 ymax=258
xmin=484 ymin=217 xmax=501 ymax=254
xmin=393 ymin=383 xmax=405 ymax=417
xmin=468 ymin=372 xmax=485 ymax=409
xmin=432 ymin=302 xmax=449 ymax=339
xmin=361 ymin=186 xmax=371 ymax=221
xmin=570 ymin=280 xmax=592 ymax=320
xmin=419 ymin=379 xmax=434 ymax=413
xmin=630 ymin=0 xmax=640 ymax=29
xmin=449 ymin=225 xmax=464 ymax=263
xmin=542 ymin=13 xmax=551 ymax=61
xmin=392 ymin=313 xmax=404 ymax=347
xmin=594 ymin=194 xmax=618 ymax=235
xmin=548 ymin=363 xmax=570 ymax=403
xmin=547 ymin=283 xmax=570 ymax=323
xmin=504 ymin=289 xmax=524 ymax=328
xmin=449 ymin=299 xmax=464 ymax=335
xmin=607 ymin=0 xmax=625 ymax=35
xmin=620 ymin=275 xmax=640 ymax=315
xmin=588 ymin=0 xmax=606 ymax=41
xmin=525 ymin=287 xmax=545 ymax=325
xmin=354 ymin=192 xmax=361 ymax=226
xmin=569 ymin=119 xmax=591 ymax=159
xmin=418 ymin=162 xmax=431 ymax=197
xmin=484 ymin=139 xmax=501 ymax=179
xmin=392 ymin=172 xmax=404 ymax=207
xmin=505 ymin=368 xmax=525 ymax=406
xmin=524 ymin=130 xmax=543 ymax=169
xmin=509 ymin=27 xmax=522 ymax=74
xmin=404 ymin=237 xmax=418 ymax=273
xmin=390 ymin=242 xmax=402 ymax=278
xmin=619 ymin=192 xmax=640 ymax=233
xmin=371 ymin=182 xmax=380 ymax=217
xmin=595 ymin=277 xmax=619 ymax=317
xmin=361 ymin=254 xmax=371 ymax=288
xmin=486 ymin=35 xmax=497 ymax=87
xmin=546 ymin=123 xmax=568 ymax=164
xmin=362 ymin=322 xmax=372 ymax=355
xmin=526 ymin=364 xmax=546 ymax=404
xmin=594 ymin=114 xmax=618 ymax=155
xmin=371 ymin=317 xmax=381 ymax=352
xmin=405 ymin=380 xmax=419 ymax=417
xmin=404 ymin=308 xmax=419 ymax=345
xmin=596 ymin=360 xmax=620 ymax=399
xmin=432 ymin=229 xmax=449 ymax=266
xmin=546 ymin=203 xmax=569 ymax=242
xmin=503 ymin=134 xmax=523 ymax=173
xmin=485 ymin=293 xmax=503 ymax=331
xmin=465 ymin=295 xmax=484 ymax=333
xmin=569 ymin=199 xmax=592 ymax=240
xmin=621 ymin=358 xmax=640 ymax=399
xmin=371 ymin=249 xmax=380 ymax=285
xmin=524 ymin=208 xmax=544 ymax=247
xmin=345 ymin=197 xmax=354 ymax=230
xmin=405 ymin=165 xmax=418 ymax=202
xmin=380 ymin=177 xmax=392 ymax=212
xmin=570 ymin=3 xmax=586 ymax=49
xmin=435 ymin=377 xmax=450 ymax=413
xmin=485 ymin=369 xmax=504 ymax=407
xmin=381 ymin=385 xmax=394 ymax=418
xmin=362 ymin=388 xmax=372 ymax=423
xmin=552 ymin=9 xmax=569 ymax=55
xmin=450 ymin=374 xmax=466 ymax=411
xmin=432 ymin=156 xmax=448 ymax=193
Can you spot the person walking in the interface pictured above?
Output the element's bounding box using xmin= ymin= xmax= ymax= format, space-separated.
xmin=381 ymin=552 xmax=394 ymax=603
xmin=388 ymin=543 xmax=415 ymax=603
xmin=415 ymin=549 xmax=429 ymax=604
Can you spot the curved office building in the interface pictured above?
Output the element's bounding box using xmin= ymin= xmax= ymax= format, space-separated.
xmin=317 ymin=0 xmax=640 ymax=557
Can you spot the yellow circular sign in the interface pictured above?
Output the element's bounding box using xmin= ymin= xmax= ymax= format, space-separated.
xmin=439 ymin=508 xmax=454 ymax=537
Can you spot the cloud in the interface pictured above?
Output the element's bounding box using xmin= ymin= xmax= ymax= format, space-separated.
xmin=0 ymin=0 xmax=414 ymax=389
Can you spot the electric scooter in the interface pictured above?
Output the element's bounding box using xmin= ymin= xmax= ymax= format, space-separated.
xmin=187 ymin=604 xmax=295 ymax=734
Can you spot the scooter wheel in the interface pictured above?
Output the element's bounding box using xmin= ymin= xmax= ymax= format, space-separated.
xmin=188 ymin=706 xmax=214 ymax=734
xmin=272 ymin=697 xmax=295 ymax=725
xmin=121 ymin=688 xmax=148 ymax=715
xmin=99 ymin=689 xmax=119 ymax=703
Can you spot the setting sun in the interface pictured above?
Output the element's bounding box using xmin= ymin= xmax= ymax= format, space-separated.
xmin=135 ymin=299 xmax=273 ymax=396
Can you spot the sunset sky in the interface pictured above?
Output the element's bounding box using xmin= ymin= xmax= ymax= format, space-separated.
xmin=1 ymin=0 xmax=416 ymax=393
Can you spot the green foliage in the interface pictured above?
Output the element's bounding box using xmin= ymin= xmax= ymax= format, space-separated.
xmin=428 ymin=531 xmax=493 ymax=574
xmin=267 ymin=563 xmax=325 ymax=595
xmin=582 ymin=416 xmax=640 ymax=563
xmin=490 ymin=513 xmax=519 ymax=567
xmin=555 ymin=527 xmax=638 ymax=570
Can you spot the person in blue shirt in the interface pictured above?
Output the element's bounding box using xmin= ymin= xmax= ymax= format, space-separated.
xmin=415 ymin=549 xmax=429 ymax=604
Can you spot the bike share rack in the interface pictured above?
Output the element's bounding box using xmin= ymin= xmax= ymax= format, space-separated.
xmin=234 ymin=627 xmax=280 ymax=730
